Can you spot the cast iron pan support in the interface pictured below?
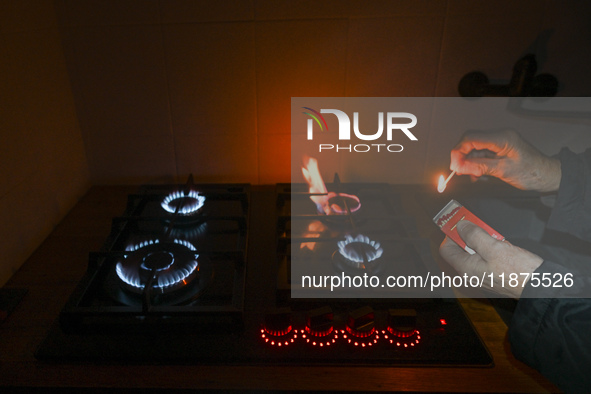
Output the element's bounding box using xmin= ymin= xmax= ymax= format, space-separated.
xmin=141 ymin=174 xmax=195 ymax=313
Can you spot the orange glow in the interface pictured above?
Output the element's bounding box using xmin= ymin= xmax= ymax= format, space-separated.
xmin=302 ymin=156 xmax=330 ymax=214
xmin=300 ymin=220 xmax=326 ymax=250
xmin=437 ymin=170 xmax=456 ymax=193
xmin=302 ymin=156 xmax=361 ymax=215
xmin=437 ymin=174 xmax=446 ymax=193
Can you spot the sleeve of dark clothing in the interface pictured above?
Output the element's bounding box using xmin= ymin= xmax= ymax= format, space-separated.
xmin=546 ymin=147 xmax=591 ymax=241
xmin=509 ymin=261 xmax=591 ymax=393
xmin=509 ymin=148 xmax=591 ymax=393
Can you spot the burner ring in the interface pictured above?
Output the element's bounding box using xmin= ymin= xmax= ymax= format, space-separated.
xmin=161 ymin=190 xmax=205 ymax=216
xmin=116 ymin=239 xmax=199 ymax=294
xmin=326 ymin=192 xmax=361 ymax=215
xmin=141 ymin=251 xmax=174 ymax=271
xmin=331 ymin=235 xmax=403 ymax=277
xmin=337 ymin=234 xmax=383 ymax=268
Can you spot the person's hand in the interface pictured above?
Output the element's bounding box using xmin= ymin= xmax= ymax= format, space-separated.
xmin=450 ymin=129 xmax=561 ymax=192
xmin=439 ymin=220 xmax=543 ymax=298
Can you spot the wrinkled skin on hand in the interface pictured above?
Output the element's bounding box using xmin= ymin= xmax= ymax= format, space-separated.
xmin=439 ymin=220 xmax=543 ymax=298
xmin=450 ymin=129 xmax=561 ymax=192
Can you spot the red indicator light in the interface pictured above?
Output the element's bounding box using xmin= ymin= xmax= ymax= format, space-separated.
xmin=261 ymin=325 xmax=298 ymax=347
xmin=261 ymin=322 xmax=419 ymax=348
xmin=440 ymin=319 xmax=447 ymax=325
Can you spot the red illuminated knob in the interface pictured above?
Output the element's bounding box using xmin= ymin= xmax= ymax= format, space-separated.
xmin=346 ymin=306 xmax=375 ymax=338
xmin=387 ymin=308 xmax=417 ymax=337
xmin=306 ymin=306 xmax=334 ymax=337
xmin=264 ymin=310 xmax=292 ymax=337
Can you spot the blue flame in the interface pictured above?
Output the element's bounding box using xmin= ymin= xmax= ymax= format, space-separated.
xmin=338 ymin=234 xmax=383 ymax=264
xmin=161 ymin=190 xmax=205 ymax=215
xmin=156 ymin=259 xmax=198 ymax=289
xmin=116 ymin=238 xmax=199 ymax=291
xmin=174 ymin=238 xmax=197 ymax=251
xmin=126 ymin=239 xmax=159 ymax=253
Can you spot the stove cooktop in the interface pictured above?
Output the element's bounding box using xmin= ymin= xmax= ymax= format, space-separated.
xmin=36 ymin=181 xmax=492 ymax=366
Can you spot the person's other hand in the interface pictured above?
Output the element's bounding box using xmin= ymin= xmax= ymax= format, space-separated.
xmin=439 ymin=220 xmax=543 ymax=298
xmin=450 ymin=129 xmax=561 ymax=192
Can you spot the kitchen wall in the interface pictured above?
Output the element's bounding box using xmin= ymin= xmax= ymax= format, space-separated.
xmin=2 ymin=0 xmax=591 ymax=287
xmin=0 ymin=0 xmax=90 ymax=286
xmin=54 ymin=0 xmax=591 ymax=186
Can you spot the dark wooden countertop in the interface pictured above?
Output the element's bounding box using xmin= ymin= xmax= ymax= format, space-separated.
xmin=0 ymin=185 xmax=559 ymax=392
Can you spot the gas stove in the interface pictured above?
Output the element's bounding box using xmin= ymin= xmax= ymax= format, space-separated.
xmin=36 ymin=179 xmax=492 ymax=366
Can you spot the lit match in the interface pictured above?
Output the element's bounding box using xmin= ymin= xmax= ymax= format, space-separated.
xmin=437 ymin=170 xmax=456 ymax=193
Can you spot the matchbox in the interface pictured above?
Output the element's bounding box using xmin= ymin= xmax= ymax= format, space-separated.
xmin=433 ymin=200 xmax=504 ymax=255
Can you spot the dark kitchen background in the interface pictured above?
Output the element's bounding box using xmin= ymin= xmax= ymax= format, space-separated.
xmin=2 ymin=0 xmax=591 ymax=290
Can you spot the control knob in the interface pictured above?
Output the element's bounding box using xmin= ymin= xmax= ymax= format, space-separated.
xmin=346 ymin=306 xmax=375 ymax=338
xmin=263 ymin=309 xmax=292 ymax=337
xmin=387 ymin=308 xmax=417 ymax=338
xmin=306 ymin=306 xmax=334 ymax=337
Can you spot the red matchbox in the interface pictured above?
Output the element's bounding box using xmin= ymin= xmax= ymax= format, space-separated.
xmin=433 ymin=200 xmax=504 ymax=255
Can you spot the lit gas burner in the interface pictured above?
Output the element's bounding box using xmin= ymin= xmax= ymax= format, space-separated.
xmin=116 ymin=239 xmax=199 ymax=294
xmin=161 ymin=190 xmax=205 ymax=216
xmin=326 ymin=192 xmax=361 ymax=215
xmin=337 ymin=234 xmax=383 ymax=269
xmin=302 ymin=156 xmax=361 ymax=216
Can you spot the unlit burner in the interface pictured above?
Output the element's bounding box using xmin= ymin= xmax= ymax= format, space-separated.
xmin=116 ymin=239 xmax=199 ymax=294
xmin=337 ymin=234 xmax=383 ymax=269
xmin=161 ymin=190 xmax=205 ymax=215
